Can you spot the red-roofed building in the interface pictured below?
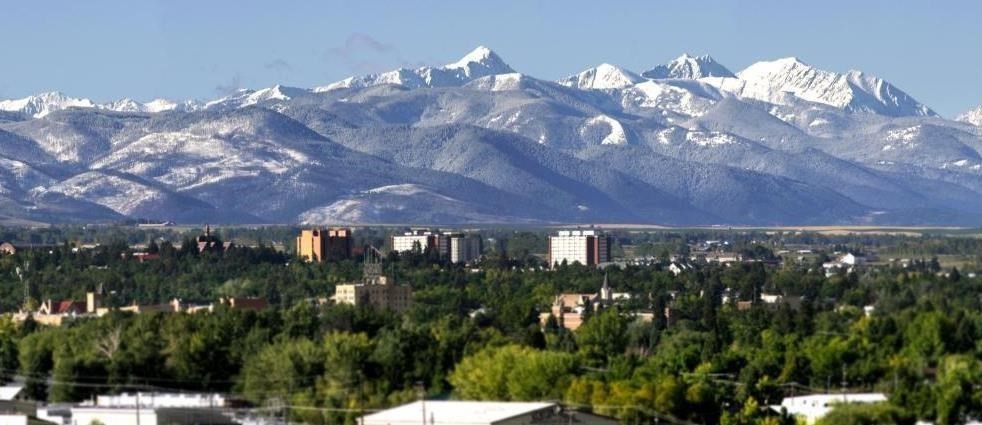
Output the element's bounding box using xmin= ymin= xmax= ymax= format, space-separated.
xmin=38 ymin=300 xmax=87 ymax=315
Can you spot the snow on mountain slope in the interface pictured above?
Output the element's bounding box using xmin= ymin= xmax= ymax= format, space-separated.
xmin=620 ymin=80 xmax=722 ymax=118
xmin=442 ymin=45 xmax=514 ymax=78
xmin=91 ymin=111 xmax=315 ymax=191
xmin=0 ymin=92 xmax=203 ymax=117
xmin=1 ymin=109 xmax=145 ymax=164
xmin=957 ymin=106 xmax=982 ymax=126
xmin=642 ymin=54 xmax=735 ymax=79
xmin=42 ymin=171 xmax=188 ymax=215
xmin=0 ymin=48 xmax=981 ymax=225
xmin=316 ymin=69 xmax=427 ymax=92
xmin=465 ymin=73 xmax=530 ymax=91
xmin=558 ymin=63 xmax=643 ymax=90
xmin=577 ymin=145 xmax=868 ymax=224
xmin=581 ymin=115 xmax=628 ymax=145
xmin=204 ymin=85 xmax=312 ymax=109
xmin=0 ymin=92 xmax=96 ymax=118
xmin=298 ymin=183 xmax=530 ymax=225
xmin=315 ymin=46 xmax=515 ymax=92
xmin=714 ymin=57 xmax=935 ymax=117
xmin=99 ymin=99 xmax=147 ymax=113
xmin=100 ymin=98 xmax=199 ymax=113
xmin=0 ymin=156 xmax=57 ymax=196
xmin=0 ymin=128 xmax=61 ymax=167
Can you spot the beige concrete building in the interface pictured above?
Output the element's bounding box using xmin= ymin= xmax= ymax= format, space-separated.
xmin=332 ymin=246 xmax=412 ymax=312
xmin=333 ymin=277 xmax=412 ymax=312
xmin=297 ymin=228 xmax=353 ymax=262
xmin=540 ymin=273 xmax=633 ymax=330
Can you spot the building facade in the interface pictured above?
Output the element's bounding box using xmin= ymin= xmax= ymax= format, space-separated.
xmin=38 ymin=392 xmax=236 ymax=425
xmin=361 ymin=401 xmax=617 ymax=425
xmin=540 ymin=273 xmax=630 ymax=330
xmin=548 ymin=230 xmax=611 ymax=267
xmin=296 ymin=228 xmax=353 ymax=262
xmin=333 ymin=278 xmax=413 ymax=312
xmin=332 ymin=246 xmax=412 ymax=312
xmin=391 ymin=230 xmax=448 ymax=256
xmin=773 ymin=393 xmax=887 ymax=424
xmin=448 ymin=233 xmax=483 ymax=264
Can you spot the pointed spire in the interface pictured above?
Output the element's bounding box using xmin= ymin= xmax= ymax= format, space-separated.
xmin=600 ymin=270 xmax=612 ymax=303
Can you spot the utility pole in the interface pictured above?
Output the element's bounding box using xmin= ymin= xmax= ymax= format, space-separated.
xmin=840 ymin=364 xmax=847 ymax=396
xmin=286 ymin=380 xmax=293 ymax=425
xmin=17 ymin=262 xmax=29 ymax=311
xmin=415 ymin=382 xmax=426 ymax=425
xmin=136 ymin=391 xmax=141 ymax=425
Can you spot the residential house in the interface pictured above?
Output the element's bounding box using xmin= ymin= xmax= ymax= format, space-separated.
xmin=823 ymin=253 xmax=867 ymax=277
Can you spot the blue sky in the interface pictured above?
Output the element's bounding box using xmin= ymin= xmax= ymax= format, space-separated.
xmin=2 ymin=0 xmax=980 ymax=117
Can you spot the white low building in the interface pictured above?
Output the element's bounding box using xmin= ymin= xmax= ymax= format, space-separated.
xmin=91 ymin=392 xmax=227 ymax=408
xmin=40 ymin=392 xmax=236 ymax=425
xmin=668 ymin=262 xmax=691 ymax=276
xmin=772 ymin=393 xmax=887 ymax=424
xmin=0 ymin=385 xmax=24 ymax=401
xmin=0 ymin=414 xmax=27 ymax=425
xmin=361 ymin=401 xmax=617 ymax=425
xmin=822 ymin=253 xmax=867 ymax=277
xmin=70 ymin=407 xmax=235 ymax=425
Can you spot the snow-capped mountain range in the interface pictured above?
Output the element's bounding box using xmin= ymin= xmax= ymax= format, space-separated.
xmin=642 ymin=53 xmax=735 ymax=79
xmin=0 ymin=46 xmax=980 ymax=225
xmin=957 ymin=106 xmax=982 ymax=126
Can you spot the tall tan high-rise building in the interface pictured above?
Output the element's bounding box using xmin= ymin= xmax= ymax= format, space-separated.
xmin=297 ymin=228 xmax=353 ymax=262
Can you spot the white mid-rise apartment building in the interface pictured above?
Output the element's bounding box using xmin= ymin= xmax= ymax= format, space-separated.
xmin=392 ymin=230 xmax=482 ymax=263
xmin=548 ymin=230 xmax=611 ymax=268
xmin=391 ymin=230 xmax=448 ymax=255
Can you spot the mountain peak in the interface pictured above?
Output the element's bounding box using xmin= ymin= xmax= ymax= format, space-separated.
xmin=736 ymin=57 xmax=812 ymax=80
xmin=734 ymin=57 xmax=935 ymax=117
xmin=0 ymin=91 xmax=96 ymax=118
xmin=642 ymin=54 xmax=735 ymax=79
xmin=956 ymin=105 xmax=982 ymax=126
xmin=558 ymin=63 xmax=642 ymax=90
xmin=443 ymin=46 xmax=514 ymax=78
xmin=772 ymin=56 xmax=808 ymax=66
xmin=452 ymin=45 xmax=494 ymax=64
